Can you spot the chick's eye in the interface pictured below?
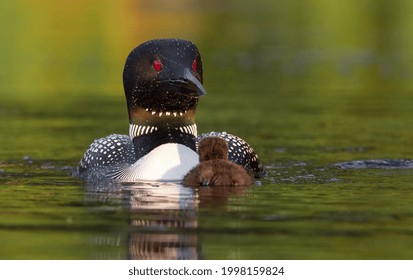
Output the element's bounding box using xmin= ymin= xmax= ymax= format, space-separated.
xmin=192 ymin=59 xmax=197 ymax=72
xmin=153 ymin=60 xmax=163 ymax=71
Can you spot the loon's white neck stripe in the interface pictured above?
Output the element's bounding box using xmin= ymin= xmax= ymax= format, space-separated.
xmin=178 ymin=124 xmax=197 ymax=136
xmin=129 ymin=123 xmax=198 ymax=139
xmin=145 ymin=108 xmax=187 ymax=117
xmin=129 ymin=124 xmax=158 ymax=138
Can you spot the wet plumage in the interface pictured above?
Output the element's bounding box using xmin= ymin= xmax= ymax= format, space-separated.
xmin=74 ymin=39 xmax=264 ymax=183
xmin=183 ymin=137 xmax=253 ymax=187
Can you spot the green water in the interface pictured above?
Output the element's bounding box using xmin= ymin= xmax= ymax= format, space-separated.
xmin=1 ymin=1 xmax=413 ymax=259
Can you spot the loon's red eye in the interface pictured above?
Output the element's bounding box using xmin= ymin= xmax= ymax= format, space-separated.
xmin=153 ymin=60 xmax=163 ymax=71
xmin=192 ymin=59 xmax=197 ymax=72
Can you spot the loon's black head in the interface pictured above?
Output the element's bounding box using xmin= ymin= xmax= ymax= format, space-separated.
xmin=123 ymin=39 xmax=205 ymax=127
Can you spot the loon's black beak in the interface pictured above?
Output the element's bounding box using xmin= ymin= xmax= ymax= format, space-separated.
xmin=167 ymin=68 xmax=206 ymax=97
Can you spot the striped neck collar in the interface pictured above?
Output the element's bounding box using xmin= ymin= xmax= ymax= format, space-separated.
xmin=129 ymin=123 xmax=197 ymax=139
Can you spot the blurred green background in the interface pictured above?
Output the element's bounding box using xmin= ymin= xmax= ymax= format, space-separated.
xmin=1 ymin=0 xmax=413 ymax=260
xmin=1 ymin=0 xmax=413 ymax=163
xmin=2 ymin=0 xmax=413 ymax=94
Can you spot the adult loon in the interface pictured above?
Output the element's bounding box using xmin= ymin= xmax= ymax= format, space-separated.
xmin=183 ymin=137 xmax=253 ymax=186
xmin=74 ymin=39 xmax=263 ymax=182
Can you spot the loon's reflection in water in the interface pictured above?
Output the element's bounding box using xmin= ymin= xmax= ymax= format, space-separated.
xmin=85 ymin=180 xmax=251 ymax=260
xmin=126 ymin=182 xmax=198 ymax=260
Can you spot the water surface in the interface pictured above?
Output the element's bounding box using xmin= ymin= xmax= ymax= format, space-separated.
xmin=1 ymin=0 xmax=413 ymax=259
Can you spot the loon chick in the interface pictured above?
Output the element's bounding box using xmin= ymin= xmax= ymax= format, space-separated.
xmin=74 ymin=38 xmax=264 ymax=182
xmin=183 ymin=137 xmax=253 ymax=187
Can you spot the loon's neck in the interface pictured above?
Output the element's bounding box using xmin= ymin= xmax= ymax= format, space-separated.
xmin=128 ymin=106 xmax=198 ymax=159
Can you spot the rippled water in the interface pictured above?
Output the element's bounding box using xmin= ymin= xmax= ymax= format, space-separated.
xmin=2 ymin=148 xmax=413 ymax=259
xmin=2 ymin=1 xmax=413 ymax=260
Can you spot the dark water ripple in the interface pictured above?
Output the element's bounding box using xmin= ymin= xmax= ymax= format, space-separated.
xmin=333 ymin=159 xmax=413 ymax=169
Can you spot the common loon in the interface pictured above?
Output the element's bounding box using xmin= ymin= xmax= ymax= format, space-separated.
xmin=183 ymin=137 xmax=253 ymax=186
xmin=74 ymin=38 xmax=263 ymax=182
